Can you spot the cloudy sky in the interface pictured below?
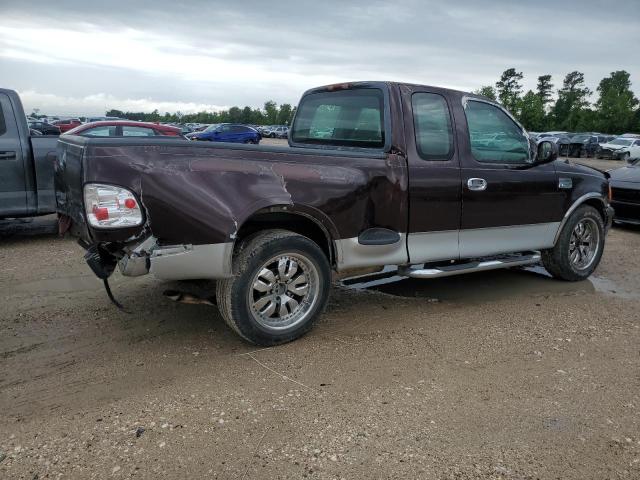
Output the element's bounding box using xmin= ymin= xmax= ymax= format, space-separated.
xmin=1 ymin=0 xmax=639 ymax=116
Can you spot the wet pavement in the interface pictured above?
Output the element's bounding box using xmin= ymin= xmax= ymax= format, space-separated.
xmin=1 ymin=215 xmax=640 ymax=479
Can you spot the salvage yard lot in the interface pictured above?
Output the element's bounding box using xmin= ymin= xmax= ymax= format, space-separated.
xmin=1 ymin=159 xmax=639 ymax=479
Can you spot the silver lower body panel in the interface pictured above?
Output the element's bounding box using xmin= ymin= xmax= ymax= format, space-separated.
xmin=118 ymin=239 xmax=233 ymax=280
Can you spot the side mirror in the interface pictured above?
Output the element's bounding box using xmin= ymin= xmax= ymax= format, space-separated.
xmin=536 ymin=140 xmax=558 ymax=164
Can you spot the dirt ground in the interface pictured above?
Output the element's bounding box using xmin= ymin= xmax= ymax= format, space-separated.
xmin=1 ymin=158 xmax=639 ymax=479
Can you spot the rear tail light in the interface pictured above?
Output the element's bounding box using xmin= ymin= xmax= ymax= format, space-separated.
xmin=84 ymin=184 xmax=143 ymax=228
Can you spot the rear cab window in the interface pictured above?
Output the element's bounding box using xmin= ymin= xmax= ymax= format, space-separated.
xmin=411 ymin=92 xmax=453 ymax=160
xmin=291 ymin=88 xmax=385 ymax=149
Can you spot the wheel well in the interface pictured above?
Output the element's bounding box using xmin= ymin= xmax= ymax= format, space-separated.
xmin=234 ymin=211 xmax=334 ymax=265
xmin=583 ymin=198 xmax=606 ymax=221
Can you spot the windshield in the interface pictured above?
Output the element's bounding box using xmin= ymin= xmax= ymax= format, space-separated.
xmin=610 ymin=139 xmax=633 ymax=146
xmin=571 ymin=135 xmax=589 ymax=142
xmin=204 ymin=124 xmax=220 ymax=132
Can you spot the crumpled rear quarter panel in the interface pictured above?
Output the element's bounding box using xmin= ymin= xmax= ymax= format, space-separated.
xmin=81 ymin=142 xmax=408 ymax=246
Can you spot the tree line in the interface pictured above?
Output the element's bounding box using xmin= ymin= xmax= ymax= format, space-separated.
xmin=105 ymin=101 xmax=296 ymax=126
xmin=102 ymin=69 xmax=639 ymax=134
xmin=475 ymin=69 xmax=640 ymax=134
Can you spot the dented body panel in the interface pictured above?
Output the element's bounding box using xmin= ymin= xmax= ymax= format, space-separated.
xmin=55 ymin=136 xmax=410 ymax=274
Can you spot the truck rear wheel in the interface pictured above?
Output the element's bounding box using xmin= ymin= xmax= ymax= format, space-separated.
xmin=216 ymin=230 xmax=331 ymax=345
xmin=542 ymin=205 xmax=604 ymax=281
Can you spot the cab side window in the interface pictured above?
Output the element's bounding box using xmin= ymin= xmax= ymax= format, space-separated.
xmin=464 ymin=100 xmax=529 ymax=164
xmin=122 ymin=126 xmax=156 ymax=137
xmin=411 ymin=93 xmax=453 ymax=160
xmin=83 ymin=126 xmax=117 ymax=137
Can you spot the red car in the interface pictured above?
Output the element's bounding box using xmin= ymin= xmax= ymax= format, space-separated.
xmin=65 ymin=121 xmax=183 ymax=138
xmin=52 ymin=119 xmax=82 ymax=132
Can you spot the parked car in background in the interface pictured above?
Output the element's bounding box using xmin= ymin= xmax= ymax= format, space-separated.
xmin=596 ymin=137 xmax=640 ymax=160
xmin=0 ymin=88 xmax=59 ymax=219
xmin=65 ymin=120 xmax=183 ymax=137
xmin=568 ymin=134 xmax=610 ymax=158
xmin=28 ymin=120 xmax=60 ymax=135
xmin=262 ymin=125 xmax=289 ymax=138
xmin=52 ymin=119 xmax=82 ymax=133
xmin=609 ymin=158 xmax=640 ymax=224
xmin=186 ymin=123 xmax=261 ymax=143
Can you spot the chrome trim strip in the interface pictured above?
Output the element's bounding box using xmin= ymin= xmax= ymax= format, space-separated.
xmin=335 ymin=234 xmax=407 ymax=271
xmin=553 ymin=193 xmax=605 ymax=244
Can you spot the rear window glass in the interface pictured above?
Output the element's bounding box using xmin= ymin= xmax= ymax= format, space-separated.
xmin=291 ymin=88 xmax=384 ymax=148
xmin=0 ymin=103 xmax=6 ymax=136
xmin=412 ymin=93 xmax=453 ymax=160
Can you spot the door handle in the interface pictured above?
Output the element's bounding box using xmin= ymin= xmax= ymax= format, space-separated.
xmin=467 ymin=178 xmax=487 ymax=191
xmin=0 ymin=151 xmax=17 ymax=160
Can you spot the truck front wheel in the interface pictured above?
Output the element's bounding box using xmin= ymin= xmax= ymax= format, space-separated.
xmin=216 ymin=230 xmax=331 ymax=345
xmin=542 ymin=205 xmax=605 ymax=281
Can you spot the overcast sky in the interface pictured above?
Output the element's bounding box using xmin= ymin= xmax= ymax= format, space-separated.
xmin=1 ymin=0 xmax=639 ymax=116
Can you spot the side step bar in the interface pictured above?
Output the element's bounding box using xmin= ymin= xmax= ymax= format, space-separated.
xmin=398 ymin=252 xmax=541 ymax=279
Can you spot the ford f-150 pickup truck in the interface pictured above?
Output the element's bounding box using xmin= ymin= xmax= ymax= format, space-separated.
xmin=55 ymin=81 xmax=614 ymax=345
xmin=1 ymin=88 xmax=59 ymax=219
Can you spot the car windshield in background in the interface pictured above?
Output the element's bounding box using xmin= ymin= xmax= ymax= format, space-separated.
xmin=291 ymin=88 xmax=385 ymax=148
xmin=610 ymin=139 xmax=633 ymax=146
xmin=571 ymin=135 xmax=589 ymax=142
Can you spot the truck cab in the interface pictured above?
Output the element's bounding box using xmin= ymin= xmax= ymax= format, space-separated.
xmin=0 ymin=88 xmax=59 ymax=219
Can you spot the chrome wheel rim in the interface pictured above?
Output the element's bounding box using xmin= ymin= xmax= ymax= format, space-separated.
xmin=248 ymin=253 xmax=319 ymax=331
xmin=569 ymin=218 xmax=600 ymax=270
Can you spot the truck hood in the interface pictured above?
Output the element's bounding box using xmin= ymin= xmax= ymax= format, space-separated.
xmin=609 ymin=166 xmax=640 ymax=184
xmin=600 ymin=142 xmax=629 ymax=151
xmin=555 ymin=159 xmax=610 ymax=179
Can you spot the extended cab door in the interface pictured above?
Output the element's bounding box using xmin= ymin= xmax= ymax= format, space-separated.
xmin=403 ymin=86 xmax=461 ymax=263
xmin=0 ymin=92 xmax=27 ymax=217
xmin=457 ymin=97 xmax=564 ymax=258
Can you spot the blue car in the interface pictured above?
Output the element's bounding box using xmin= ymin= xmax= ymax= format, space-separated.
xmin=187 ymin=123 xmax=261 ymax=144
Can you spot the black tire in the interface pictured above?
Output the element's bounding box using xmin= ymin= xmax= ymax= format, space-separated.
xmin=216 ymin=229 xmax=331 ymax=345
xmin=542 ymin=205 xmax=605 ymax=281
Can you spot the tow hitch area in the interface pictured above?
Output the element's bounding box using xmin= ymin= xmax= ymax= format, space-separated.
xmin=84 ymin=245 xmax=127 ymax=311
xmin=84 ymin=245 xmax=116 ymax=280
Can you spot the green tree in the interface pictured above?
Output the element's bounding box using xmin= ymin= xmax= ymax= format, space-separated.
xmin=264 ymin=100 xmax=278 ymax=125
xmin=474 ymin=85 xmax=497 ymax=101
xmin=276 ymin=103 xmax=293 ymax=125
xmin=518 ymin=90 xmax=546 ymax=131
xmin=240 ymin=106 xmax=254 ymax=124
xmin=105 ymin=109 xmax=125 ymax=118
xmin=227 ymin=106 xmax=242 ymax=123
xmin=552 ymin=71 xmax=591 ymax=131
xmin=536 ymin=75 xmax=554 ymax=106
xmin=495 ymin=68 xmax=524 ymax=113
xmin=594 ymin=70 xmax=638 ymax=134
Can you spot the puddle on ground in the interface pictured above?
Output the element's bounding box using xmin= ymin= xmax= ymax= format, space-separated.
xmin=340 ymin=265 xmax=638 ymax=303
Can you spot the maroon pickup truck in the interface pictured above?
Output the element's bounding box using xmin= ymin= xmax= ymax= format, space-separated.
xmin=55 ymin=81 xmax=613 ymax=345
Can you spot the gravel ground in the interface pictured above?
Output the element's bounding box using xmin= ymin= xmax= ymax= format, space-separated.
xmin=1 ymin=158 xmax=639 ymax=479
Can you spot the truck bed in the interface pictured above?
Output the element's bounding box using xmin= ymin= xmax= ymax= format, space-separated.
xmin=55 ymin=135 xmax=406 ymax=255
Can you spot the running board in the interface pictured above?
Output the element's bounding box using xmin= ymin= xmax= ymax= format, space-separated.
xmin=398 ymin=252 xmax=541 ymax=279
